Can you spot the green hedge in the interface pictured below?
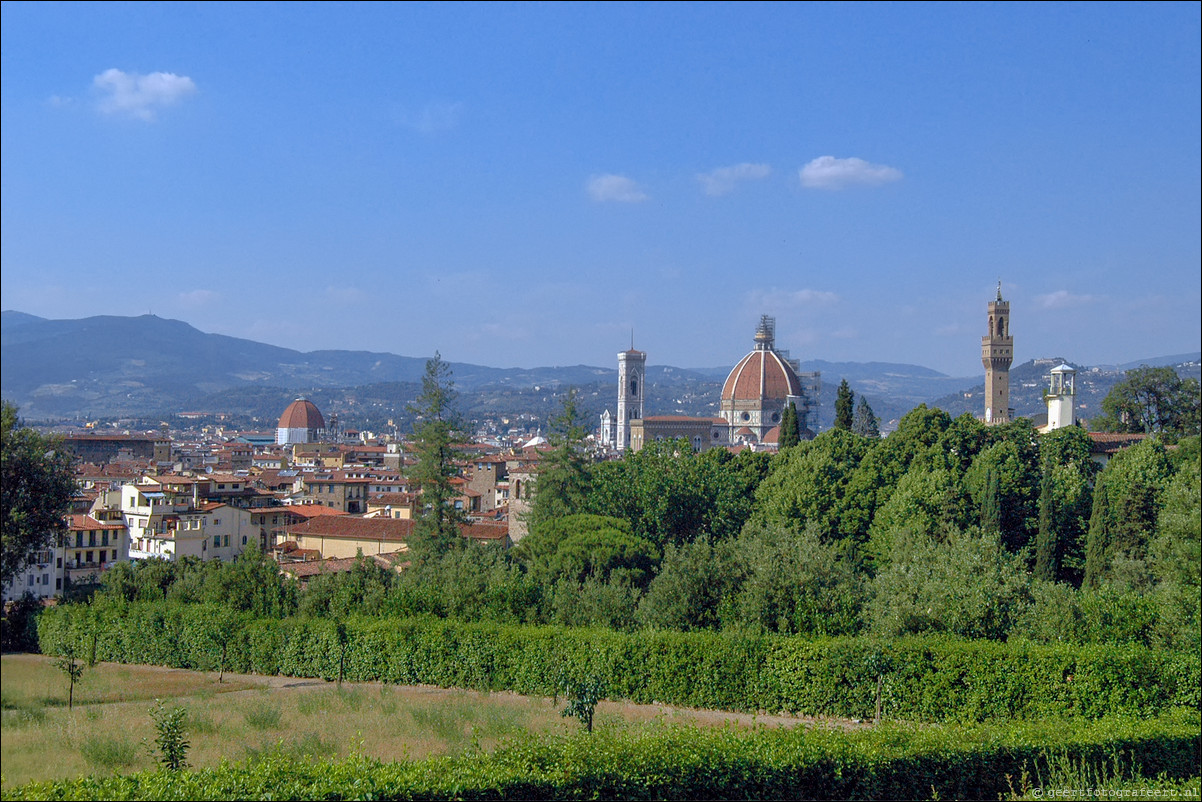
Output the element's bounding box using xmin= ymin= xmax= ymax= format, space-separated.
xmin=5 ymin=713 xmax=1199 ymax=801
xmin=37 ymin=604 xmax=1201 ymax=722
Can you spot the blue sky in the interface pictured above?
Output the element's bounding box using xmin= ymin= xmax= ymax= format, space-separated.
xmin=3 ymin=2 xmax=1199 ymax=377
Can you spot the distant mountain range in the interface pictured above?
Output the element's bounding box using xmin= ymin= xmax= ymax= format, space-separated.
xmin=3 ymin=311 xmax=1198 ymax=433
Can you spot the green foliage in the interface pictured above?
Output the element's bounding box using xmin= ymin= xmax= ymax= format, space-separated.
xmin=752 ymin=428 xmax=869 ymax=537
xmin=1149 ymin=454 xmax=1201 ymax=652
xmin=585 ymin=441 xmax=763 ymax=547
xmin=836 ymin=404 xmax=953 ymax=543
xmin=1020 ymin=582 xmax=1159 ymax=647
xmin=550 ymin=574 xmax=641 ymax=631
xmin=727 ymin=522 xmax=865 ymax=636
xmin=38 ymin=604 xmax=1199 ymax=724
xmin=835 ymin=378 xmax=855 ymax=430
xmin=97 ymin=553 xmax=299 ymax=616
xmin=242 ymin=701 xmax=283 ymax=730
xmin=1094 ymin=365 xmax=1201 ymax=439
xmin=867 ymin=466 xmax=969 ymax=565
xmin=868 ymin=528 xmax=1032 ymax=640
xmin=1 ymin=401 xmax=76 ymax=585
xmin=965 ymin=435 xmax=1040 ymax=553
xmin=548 ymin=527 xmax=658 ymax=588
xmin=560 ymin=674 xmax=606 ymax=733
xmin=150 ymin=698 xmax=190 ymax=770
xmin=1084 ymin=438 xmax=1171 ymax=589
xmin=637 ymin=537 xmax=738 ymax=631
xmin=79 ymin=736 xmax=139 ymax=771
xmin=2 ymin=592 xmax=44 ymax=652
xmin=5 ymin=712 xmax=1198 ymax=800
xmin=406 ymin=352 xmax=468 ymax=561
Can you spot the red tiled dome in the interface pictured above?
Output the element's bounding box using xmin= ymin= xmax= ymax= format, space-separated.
xmin=278 ymin=398 xmax=326 ymax=431
xmin=721 ymin=348 xmax=802 ymax=402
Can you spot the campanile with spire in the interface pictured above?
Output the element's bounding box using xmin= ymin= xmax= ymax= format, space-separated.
xmin=981 ymin=282 xmax=1014 ymax=425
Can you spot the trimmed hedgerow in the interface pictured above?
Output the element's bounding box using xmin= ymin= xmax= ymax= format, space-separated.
xmin=37 ymin=604 xmax=1200 ymax=722
xmin=4 ymin=712 xmax=1199 ymax=801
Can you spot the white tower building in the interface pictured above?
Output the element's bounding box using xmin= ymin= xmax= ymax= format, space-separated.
xmin=1045 ymin=364 xmax=1077 ymax=431
xmin=616 ymin=347 xmax=646 ymax=452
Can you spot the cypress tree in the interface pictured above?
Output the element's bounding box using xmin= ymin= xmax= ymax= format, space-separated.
xmin=778 ymin=402 xmax=800 ymax=449
xmin=1034 ymin=470 xmax=1057 ymax=582
xmin=835 ymin=379 xmax=854 ymax=431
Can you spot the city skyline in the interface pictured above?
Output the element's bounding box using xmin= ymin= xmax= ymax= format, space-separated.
xmin=3 ymin=3 xmax=1199 ymax=376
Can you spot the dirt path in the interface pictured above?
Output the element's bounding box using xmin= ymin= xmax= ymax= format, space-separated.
xmin=189 ymin=666 xmax=869 ymax=730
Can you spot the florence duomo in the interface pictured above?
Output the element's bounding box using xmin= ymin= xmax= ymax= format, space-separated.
xmin=600 ymin=314 xmax=821 ymax=453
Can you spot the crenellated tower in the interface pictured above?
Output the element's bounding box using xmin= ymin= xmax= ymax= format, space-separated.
xmin=981 ymin=282 xmax=1014 ymax=425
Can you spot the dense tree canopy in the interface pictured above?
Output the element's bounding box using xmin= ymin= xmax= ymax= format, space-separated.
xmin=44 ymin=400 xmax=1201 ymax=652
xmin=2 ymin=402 xmax=76 ymax=584
xmin=1094 ymin=366 xmax=1200 ymax=439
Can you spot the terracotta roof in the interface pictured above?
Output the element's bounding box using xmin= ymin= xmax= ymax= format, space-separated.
xmin=288 ymin=504 xmax=350 ymax=519
xmin=1088 ymin=432 xmax=1148 ymax=454
xmin=721 ymin=348 xmax=803 ymax=402
xmin=278 ymin=398 xmax=326 ymax=430
xmin=67 ymin=514 xmax=125 ymax=531
xmin=642 ymin=415 xmax=726 ymax=424
xmin=286 ymin=516 xmax=508 ymax=544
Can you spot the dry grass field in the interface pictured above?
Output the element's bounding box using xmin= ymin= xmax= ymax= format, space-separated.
xmin=1 ymin=654 xmax=813 ymax=790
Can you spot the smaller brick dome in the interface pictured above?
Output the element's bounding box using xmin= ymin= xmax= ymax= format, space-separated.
xmin=278 ymin=398 xmax=325 ymax=431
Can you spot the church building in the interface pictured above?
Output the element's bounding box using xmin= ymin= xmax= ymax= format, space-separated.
xmin=276 ymin=397 xmax=327 ymax=446
xmin=601 ymin=316 xmax=820 ymax=452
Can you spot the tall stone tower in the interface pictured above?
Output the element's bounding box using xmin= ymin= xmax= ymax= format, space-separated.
xmin=616 ymin=345 xmax=646 ymax=451
xmin=981 ymin=282 xmax=1014 ymax=425
xmin=1045 ymin=364 xmax=1076 ymax=431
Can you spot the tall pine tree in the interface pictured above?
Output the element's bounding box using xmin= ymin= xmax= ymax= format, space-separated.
xmin=406 ymin=352 xmax=467 ymax=562
xmin=528 ymin=387 xmax=592 ymax=531
xmin=835 ymin=379 xmax=854 ymax=431
xmin=852 ymin=396 xmax=880 ymax=439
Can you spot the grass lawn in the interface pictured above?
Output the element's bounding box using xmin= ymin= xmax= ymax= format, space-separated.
xmin=0 ymin=654 xmax=582 ymax=789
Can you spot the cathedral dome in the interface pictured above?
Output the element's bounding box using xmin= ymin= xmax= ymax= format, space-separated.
xmin=721 ymin=347 xmax=802 ymax=403
xmin=278 ymin=398 xmax=326 ymax=431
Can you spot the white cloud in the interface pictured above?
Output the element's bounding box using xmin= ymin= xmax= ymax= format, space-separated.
xmin=745 ymin=288 xmax=840 ymax=310
xmin=178 ymin=289 xmax=219 ymax=306
xmin=587 ymin=174 xmax=648 ymax=203
xmin=1035 ymin=290 xmax=1099 ymax=310
xmin=697 ymin=163 xmax=771 ymax=196
xmin=93 ymin=68 xmax=196 ymax=120
xmin=799 ymin=156 xmax=903 ymax=190
xmin=402 ymin=101 xmax=464 ymax=135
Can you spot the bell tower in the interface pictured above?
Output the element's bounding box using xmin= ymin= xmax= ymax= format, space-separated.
xmin=616 ymin=342 xmax=646 ymax=451
xmin=982 ymin=282 xmax=1013 ymax=425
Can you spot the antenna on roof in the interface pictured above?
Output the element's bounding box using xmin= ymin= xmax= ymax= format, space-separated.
xmin=997 ymin=280 xmax=1003 ymax=301
xmin=630 ymin=328 xmax=634 ymax=350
